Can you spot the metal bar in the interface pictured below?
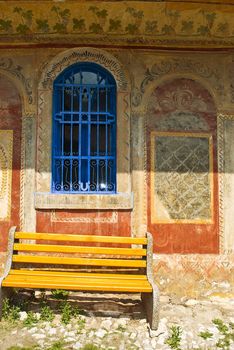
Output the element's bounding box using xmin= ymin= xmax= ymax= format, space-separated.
xmin=97 ymin=86 xmax=100 ymax=190
xmin=78 ymin=86 xmax=82 ymax=186
xmin=88 ymin=87 xmax=91 ymax=189
xmin=61 ymin=86 xmax=64 ymax=190
xmin=70 ymin=85 xmax=73 ymax=190
xmin=57 ymin=111 xmax=113 ymax=116
xmin=55 ymin=83 xmax=115 ymax=88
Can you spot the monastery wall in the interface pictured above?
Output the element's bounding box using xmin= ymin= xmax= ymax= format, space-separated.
xmin=0 ymin=44 xmax=233 ymax=298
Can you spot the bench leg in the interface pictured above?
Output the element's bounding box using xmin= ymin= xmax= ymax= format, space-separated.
xmin=141 ymin=288 xmax=160 ymax=330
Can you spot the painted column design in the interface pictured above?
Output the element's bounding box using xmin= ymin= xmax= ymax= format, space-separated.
xmin=131 ymin=110 xmax=148 ymax=237
xmin=218 ymin=114 xmax=234 ymax=253
xmin=21 ymin=115 xmax=36 ymax=232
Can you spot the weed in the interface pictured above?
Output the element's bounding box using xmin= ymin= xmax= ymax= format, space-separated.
xmin=6 ymin=347 xmax=37 ymax=350
xmin=213 ymin=319 xmax=234 ymax=349
xmin=51 ymin=289 xmax=69 ymax=300
xmin=46 ymin=341 xmax=65 ymax=350
xmin=60 ymin=300 xmax=80 ymax=324
xmin=76 ymin=316 xmax=86 ymax=333
xmin=199 ymin=330 xmax=213 ymax=340
xmin=2 ymin=298 xmax=20 ymax=322
xmin=81 ymin=345 xmax=101 ymax=350
xmin=213 ymin=318 xmax=229 ymax=334
xmin=116 ymin=324 xmax=126 ymax=332
xmin=165 ymin=325 xmax=182 ymax=350
xmin=23 ymin=311 xmax=39 ymax=328
xmin=40 ymin=304 xmax=54 ymax=322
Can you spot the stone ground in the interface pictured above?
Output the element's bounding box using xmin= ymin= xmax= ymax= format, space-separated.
xmin=0 ymin=291 xmax=233 ymax=350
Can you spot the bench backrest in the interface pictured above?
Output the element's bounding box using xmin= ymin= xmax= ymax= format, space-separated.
xmin=10 ymin=230 xmax=149 ymax=275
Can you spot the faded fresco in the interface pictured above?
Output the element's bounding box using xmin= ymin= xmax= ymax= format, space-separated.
xmin=151 ymin=132 xmax=212 ymax=223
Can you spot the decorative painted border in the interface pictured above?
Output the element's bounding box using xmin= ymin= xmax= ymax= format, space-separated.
xmin=0 ymin=146 xmax=7 ymax=199
xmin=150 ymin=131 xmax=214 ymax=224
xmin=217 ymin=113 xmax=234 ymax=253
xmin=39 ymin=47 xmax=128 ymax=91
xmin=0 ymin=130 xmax=13 ymax=221
xmin=132 ymin=58 xmax=223 ymax=108
xmin=19 ymin=119 xmax=25 ymax=230
xmin=0 ymin=58 xmax=33 ymax=105
xmin=1 ymin=2 xmax=234 ymax=49
xmin=51 ymin=211 xmax=118 ymax=224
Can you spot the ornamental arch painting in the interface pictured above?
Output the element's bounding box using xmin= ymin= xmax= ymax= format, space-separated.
xmin=147 ymin=78 xmax=219 ymax=254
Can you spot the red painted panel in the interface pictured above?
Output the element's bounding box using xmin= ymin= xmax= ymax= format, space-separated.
xmin=0 ymin=75 xmax=22 ymax=252
xmin=36 ymin=210 xmax=131 ymax=239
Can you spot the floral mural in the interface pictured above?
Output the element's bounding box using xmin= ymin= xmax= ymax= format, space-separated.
xmin=0 ymin=1 xmax=234 ymax=47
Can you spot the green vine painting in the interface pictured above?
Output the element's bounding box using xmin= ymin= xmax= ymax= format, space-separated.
xmin=0 ymin=4 xmax=233 ymax=41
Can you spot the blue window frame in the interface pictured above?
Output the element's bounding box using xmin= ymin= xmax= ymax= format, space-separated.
xmin=52 ymin=63 xmax=116 ymax=193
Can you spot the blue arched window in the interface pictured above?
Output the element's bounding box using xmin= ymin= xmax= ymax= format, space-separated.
xmin=52 ymin=63 xmax=116 ymax=193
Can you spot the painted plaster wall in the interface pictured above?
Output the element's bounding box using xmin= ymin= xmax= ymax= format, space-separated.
xmin=0 ymin=75 xmax=22 ymax=250
xmin=0 ymin=47 xmax=233 ymax=298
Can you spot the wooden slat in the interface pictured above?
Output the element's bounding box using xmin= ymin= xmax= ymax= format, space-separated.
xmin=13 ymin=243 xmax=146 ymax=256
xmin=2 ymin=276 xmax=152 ymax=292
xmin=4 ymin=274 xmax=150 ymax=286
xmin=12 ymin=255 xmax=146 ymax=268
xmin=15 ymin=232 xmax=147 ymax=245
xmin=2 ymin=281 xmax=152 ymax=293
xmin=9 ymin=269 xmax=147 ymax=280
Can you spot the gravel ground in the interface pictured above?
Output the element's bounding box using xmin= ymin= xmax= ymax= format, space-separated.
xmin=0 ymin=292 xmax=233 ymax=350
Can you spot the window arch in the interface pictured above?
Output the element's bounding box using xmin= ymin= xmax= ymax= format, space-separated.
xmin=52 ymin=62 xmax=116 ymax=193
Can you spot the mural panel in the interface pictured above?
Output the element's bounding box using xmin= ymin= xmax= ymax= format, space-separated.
xmin=147 ymin=78 xmax=219 ymax=254
xmin=151 ymin=132 xmax=213 ymax=223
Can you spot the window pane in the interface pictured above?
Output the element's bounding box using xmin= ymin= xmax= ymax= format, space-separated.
xmin=73 ymin=87 xmax=80 ymax=111
xmin=81 ymin=88 xmax=88 ymax=112
xmin=63 ymin=124 xmax=71 ymax=156
xmin=72 ymin=125 xmax=79 ymax=156
xmin=99 ymin=88 xmax=106 ymax=112
xmin=91 ymin=124 xmax=97 ymax=156
xmin=64 ymin=88 xmax=72 ymax=110
xmin=99 ymin=124 xmax=106 ymax=156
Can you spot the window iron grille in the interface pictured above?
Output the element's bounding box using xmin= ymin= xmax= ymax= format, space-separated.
xmin=52 ymin=63 xmax=116 ymax=193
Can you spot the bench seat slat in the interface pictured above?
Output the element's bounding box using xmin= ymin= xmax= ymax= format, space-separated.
xmin=4 ymin=275 xmax=151 ymax=286
xmin=3 ymin=281 xmax=152 ymax=293
xmin=3 ymin=275 xmax=152 ymax=292
xmin=13 ymin=244 xmax=146 ymax=256
xmin=9 ymin=270 xmax=147 ymax=280
xmin=15 ymin=232 xmax=147 ymax=245
xmin=12 ymin=255 xmax=146 ymax=268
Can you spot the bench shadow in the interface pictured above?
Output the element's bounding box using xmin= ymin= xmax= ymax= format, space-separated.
xmin=12 ymin=289 xmax=146 ymax=320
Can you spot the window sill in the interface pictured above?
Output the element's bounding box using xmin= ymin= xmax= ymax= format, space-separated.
xmin=34 ymin=192 xmax=133 ymax=210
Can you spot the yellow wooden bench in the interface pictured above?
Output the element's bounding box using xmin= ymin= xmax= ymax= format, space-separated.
xmin=0 ymin=226 xmax=159 ymax=329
